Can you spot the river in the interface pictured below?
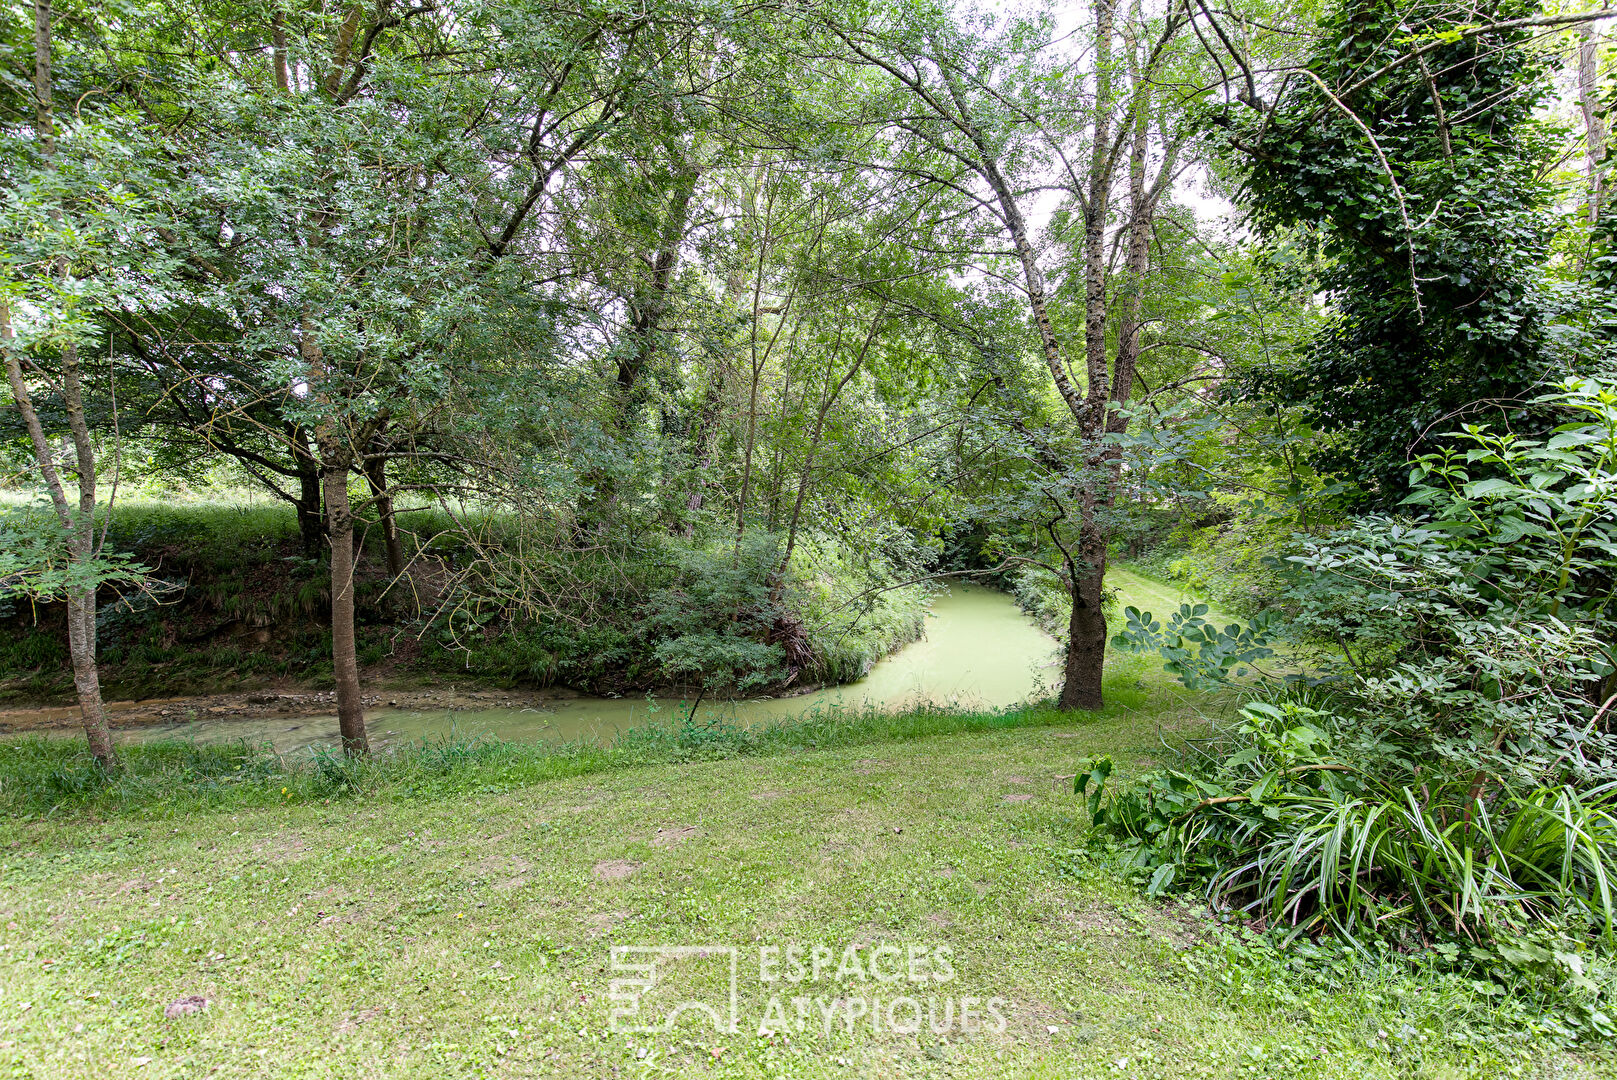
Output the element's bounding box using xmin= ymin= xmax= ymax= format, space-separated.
xmin=122 ymin=583 xmax=1061 ymax=753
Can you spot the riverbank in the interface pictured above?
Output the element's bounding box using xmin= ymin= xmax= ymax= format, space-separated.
xmin=0 ymin=686 xmax=558 ymax=732
xmin=0 ymin=583 xmax=1059 ymax=755
xmin=1 ymin=668 xmax=1605 ymax=1078
xmin=0 ymin=499 xmax=930 ymax=707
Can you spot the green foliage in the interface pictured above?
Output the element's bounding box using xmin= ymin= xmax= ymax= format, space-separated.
xmin=0 ymin=500 xmax=148 ymax=601
xmin=1125 ymin=379 xmax=1617 ymax=783
xmin=1092 ymin=379 xmax=1617 ymax=1016
xmin=641 ymin=534 xmax=789 ymax=692
xmin=1180 ymin=917 xmax=1617 ymax=1055
xmin=1090 ymin=701 xmax=1617 ymax=939
xmin=1221 ymin=0 xmax=1581 ymax=504
xmin=1009 ymin=564 xmax=1072 ymax=639
xmin=0 ymin=500 xmax=933 ymax=700
xmin=1133 ymin=503 xmax=1295 ymax=618
xmin=1082 ymin=699 xmax=1617 ymax=1041
xmin=1112 ymin=602 xmax=1282 ymax=690
xmin=787 ymin=536 xmax=929 ymax=685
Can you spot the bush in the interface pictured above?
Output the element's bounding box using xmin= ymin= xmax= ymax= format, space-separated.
xmin=1085 ymin=702 xmax=1617 ymax=945
xmin=0 ymin=494 xmax=932 ymax=698
xmin=1096 ymin=379 xmax=1617 ymax=1022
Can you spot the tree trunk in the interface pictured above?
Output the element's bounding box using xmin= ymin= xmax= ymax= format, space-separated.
xmin=682 ymin=363 xmax=725 ymax=535
xmin=291 ymin=424 xmax=324 ymax=556
xmin=11 ymin=0 xmax=116 ymax=765
xmin=271 ymin=12 xmax=290 ymax=93
xmin=1059 ymin=534 xmax=1109 ymax=711
xmin=57 ymin=335 xmax=115 ymax=762
xmin=301 ymin=316 xmax=368 ymax=756
xmin=3 ymin=308 xmax=117 ymax=765
xmin=322 ymin=452 xmax=368 ymax=755
xmin=615 ymin=167 xmax=699 ymax=422
xmin=66 ymin=583 xmax=114 ymax=763
xmin=363 ymin=447 xmax=405 ymax=577
xmin=1052 ymin=0 xmax=1130 ymax=713
xmin=579 ymin=164 xmax=699 ymax=534
xmin=1580 ymin=24 xmax=1607 ymax=227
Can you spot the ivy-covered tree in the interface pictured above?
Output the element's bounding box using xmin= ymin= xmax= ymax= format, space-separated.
xmin=1221 ymin=0 xmax=1574 ymax=504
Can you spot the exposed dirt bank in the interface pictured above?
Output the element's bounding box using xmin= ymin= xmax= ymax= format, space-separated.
xmin=0 ymin=685 xmax=567 ymax=733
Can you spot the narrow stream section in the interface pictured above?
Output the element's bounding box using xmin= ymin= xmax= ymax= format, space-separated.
xmin=127 ymin=583 xmax=1061 ymax=752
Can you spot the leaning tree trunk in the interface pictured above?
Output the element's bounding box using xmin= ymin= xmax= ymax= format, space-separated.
xmin=3 ymin=307 xmax=116 ymax=765
xmin=1580 ymin=24 xmax=1607 ymax=228
xmin=6 ymin=0 xmax=116 ymax=765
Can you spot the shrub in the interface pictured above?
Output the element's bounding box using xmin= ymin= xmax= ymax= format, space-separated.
xmin=1098 ymin=379 xmax=1617 ymax=1008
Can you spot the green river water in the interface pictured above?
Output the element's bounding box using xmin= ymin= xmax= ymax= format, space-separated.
xmin=129 ymin=583 xmax=1062 ymax=753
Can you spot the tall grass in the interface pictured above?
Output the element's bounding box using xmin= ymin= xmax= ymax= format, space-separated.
xmin=1201 ymin=780 xmax=1617 ymax=944
xmin=0 ymin=692 xmax=1146 ymax=819
xmin=1092 ymin=702 xmax=1617 ymax=949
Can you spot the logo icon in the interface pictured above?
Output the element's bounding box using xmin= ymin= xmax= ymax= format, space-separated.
xmin=608 ymin=946 xmax=739 ymax=1034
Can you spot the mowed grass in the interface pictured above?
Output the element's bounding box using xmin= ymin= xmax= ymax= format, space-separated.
xmin=1 ymin=653 xmax=1612 ymax=1078
xmin=1109 ymin=564 xmax=1214 ymax=621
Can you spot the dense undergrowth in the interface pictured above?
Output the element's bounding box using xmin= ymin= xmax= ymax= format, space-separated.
xmin=1091 ymin=381 xmax=1617 ymax=1039
xmin=0 ymin=496 xmax=928 ymax=704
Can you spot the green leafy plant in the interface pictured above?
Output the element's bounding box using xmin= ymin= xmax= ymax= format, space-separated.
xmin=1111 ymin=603 xmax=1282 ymax=690
xmin=1092 ymin=379 xmax=1617 ymax=1023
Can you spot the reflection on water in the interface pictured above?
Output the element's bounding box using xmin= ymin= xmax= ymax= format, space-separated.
xmin=128 ymin=583 xmax=1060 ymax=753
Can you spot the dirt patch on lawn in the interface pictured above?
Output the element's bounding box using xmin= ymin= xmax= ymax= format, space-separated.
xmin=585 ymin=910 xmax=634 ymax=935
xmin=592 ymin=860 xmax=640 ymax=882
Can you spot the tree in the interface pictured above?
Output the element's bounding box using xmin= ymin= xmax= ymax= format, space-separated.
xmin=0 ymin=0 xmax=149 ymax=766
xmin=819 ymin=0 xmax=1205 ymax=708
xmin=95 ymin=0 xmax=723 ymax=753
xmin=1216 ymin=0 xmax=1582 ymax=504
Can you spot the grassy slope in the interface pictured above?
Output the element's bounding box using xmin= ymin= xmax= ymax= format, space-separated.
xmin=0 ymin=678 xmax=1607 ymax=1076
xmin=1109 ymin=564 xmax=1211 ymax=622
xmin=0 ymin=576 xmax=1609 ymax=1078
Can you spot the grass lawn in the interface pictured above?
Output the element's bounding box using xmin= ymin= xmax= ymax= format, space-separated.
xmin=1108 ymin=565 xmax=1211 ymax=621
xmin=2 ymin=647 xmax=1612 ymax=1079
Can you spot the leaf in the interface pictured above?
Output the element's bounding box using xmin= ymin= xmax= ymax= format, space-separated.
xmin=1461 ymin=478 xmax=1515 ymax=499
xmin=1496 ymin=943 xmax=1553 ymax=967
xmin=1146 ymin=862 xmax=1177 ymax=897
